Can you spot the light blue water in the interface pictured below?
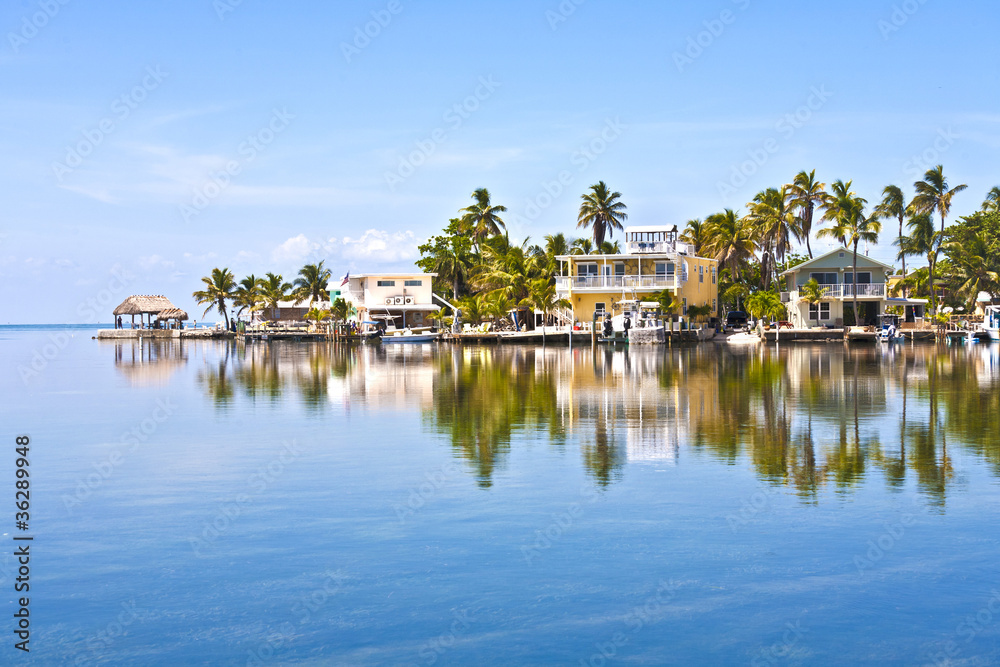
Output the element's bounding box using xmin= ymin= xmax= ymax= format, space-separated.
xmin=2 ymin=326 xmax=1000 ymax=665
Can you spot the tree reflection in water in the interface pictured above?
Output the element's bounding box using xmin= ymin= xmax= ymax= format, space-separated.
xmin=182 ymin=338 xmax=1000 ymax=502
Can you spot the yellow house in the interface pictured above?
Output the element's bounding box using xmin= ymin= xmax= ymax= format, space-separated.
xmin=555 ymin=225 xmax=719 ymax=324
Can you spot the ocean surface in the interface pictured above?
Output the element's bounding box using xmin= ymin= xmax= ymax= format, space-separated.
xmin=2 ymin=324 xmax=1000 ymax=665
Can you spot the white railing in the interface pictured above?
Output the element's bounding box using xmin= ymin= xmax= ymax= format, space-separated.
xmin=625 ymin=241 xmax=677 ymax=254
xmin=789 ymin=283 xmax=887 ymax=300
xmin=556 ymin=274 xmax=679 ymax=291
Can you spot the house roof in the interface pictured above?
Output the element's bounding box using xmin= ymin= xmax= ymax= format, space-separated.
xmin=113 ymin=295 xmax=178 ymax=316
xmin=779 ymin=247 xmax=894 ymax=276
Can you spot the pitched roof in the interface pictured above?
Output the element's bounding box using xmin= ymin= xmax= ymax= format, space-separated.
xmin=779 ymin=247 xmax=894 ymax=276
xmin=113 ymin=295 xmax=178 ymax=316
xmin=155 ymin=308 xmax=189 ymax=321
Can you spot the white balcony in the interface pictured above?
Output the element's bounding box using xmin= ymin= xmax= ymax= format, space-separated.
xmin=788 ymin=283 xmax=887 ymax=301
xmin=556 ymin=274 xmax=680 ymax=292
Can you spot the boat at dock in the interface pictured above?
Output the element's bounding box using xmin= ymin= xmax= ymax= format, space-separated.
xmin=982 ymin=305 xmax=1000 ymax=342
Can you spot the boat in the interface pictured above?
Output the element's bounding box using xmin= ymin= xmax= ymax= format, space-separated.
xmin=380 ymin=328 xmax=442 ymax=343
xmin=725 ymin=331 xmax=762 ymax=345
xmin=982 ymin=305 xmax=1000 ymax=342
xmin=877 ymin=314 xmax=904 ymax=343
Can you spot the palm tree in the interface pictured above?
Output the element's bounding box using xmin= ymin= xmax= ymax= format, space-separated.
xmin=460 ymin=188 xmax=507 ymax=255
xmin=680 ymin=219 xmax=709 ymax=256
xmin=820 ymin=179 xmax=864 ymax=247
xmin=817 ymin=194 xmax=880 ymax=327
xmin=787 ymin=170 xmax=826 ymax=259
xmin=260 ymin=272 xmax=292 ymax=313
xmin=577 ymin=181 xmax=628 ymax=248
xmin=747 ymin=186 xmax=801 ymax=290
xmin=874 ymin=185 xmax=910 ymax=289
xmin=900 ymin=213 xmax=944 ymax=315
xmin=944 ymin=232 xmax=1000 ymax=305
xmin=292 ymin=261 xmax=333 ymax=307
xmin=543 ymin=233 xmax=571 ymax=276
xmin=598 ymin=240 xmax=621 ymax=254
xmin=704 ymin=209 xmax=754 ymax=282
xmin=798 ymin=278 xmax=829 ymax=328
xmin=569 ymin=238 xmax=594 ymax=255
xmin=430 ymin=230 xmax=473 ymax=300
xmin=233 ymin=274 xmax=264 ymax=319
xmin=911 ymin=165 xmax=967 ymax=234
xmin=330 ymin=297 xmax=351 ymax=323
xmin=304 ymin=306 xmax=331 ymax=329
xmin=982 ymin=186 xmax=1000 ymax=212
xmin=745 ymin=291 xmax=785 ymax=323
xmin=192 ymin=267 xmax=237 ymax=329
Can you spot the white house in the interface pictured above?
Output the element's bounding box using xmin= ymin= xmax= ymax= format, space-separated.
xmin=780 ymin=248 xmax=927 ymax=328
xmin=342 ymin=273 xmax=441 ymax=329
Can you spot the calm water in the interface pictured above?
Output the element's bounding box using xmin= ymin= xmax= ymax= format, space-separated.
xmin=2 ymin=325 xmax=1000 ymax=665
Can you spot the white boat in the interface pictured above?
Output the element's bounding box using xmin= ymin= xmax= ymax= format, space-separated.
xmin=380 ymin=328 xmax=441 ymax=343
xmin=725 ymin=331 xmax=762 ymax=345
xmin=877 ymin=314 xmax=904 ymax=343
xmin=982 ymin=305 xmax=1000 ymax=342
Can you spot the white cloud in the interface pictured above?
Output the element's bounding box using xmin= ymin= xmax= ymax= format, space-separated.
xmin=271 ymin=234 xmax=317 ymax=263
xmin=341 ymin=229 xmax=418 ymax=263
xmin=182 ymin=252 xmax=218 ymax=263
xmin=138 ymin=254 xmax=176 ymax=269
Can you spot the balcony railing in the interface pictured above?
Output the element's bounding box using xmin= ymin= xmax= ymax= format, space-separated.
xmin=556 ymin=274 xmax=680 ymax=291
xmin=788 ymin=283 xmax=887 ymax=300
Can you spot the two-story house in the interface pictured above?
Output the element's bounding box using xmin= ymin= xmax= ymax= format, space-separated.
xmin=342 ymin=272 xmax=440 ymax=329
xmin=780 ymin=248 xmax=927 ymax=328
xmin=554 ymin=225 xmax=719 ymax=325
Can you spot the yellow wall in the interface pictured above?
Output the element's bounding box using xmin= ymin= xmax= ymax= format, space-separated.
xmin=676 ymin=256 xmax=719 ymax=315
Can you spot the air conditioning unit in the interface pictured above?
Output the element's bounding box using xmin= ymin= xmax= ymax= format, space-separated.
xmin=385 ymin=297 xmax=394 ymax=306
xmin=394 ymin=296 xmax=404 ymax=305
xmin=404 ymin=297 xmax=414 ymax=305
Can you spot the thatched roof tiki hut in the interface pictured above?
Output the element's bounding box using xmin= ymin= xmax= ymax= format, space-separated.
xmin=155 ymin=308 xmax=189 ymax=328
xmin=113 ymin=295 xmax=182 ymax=329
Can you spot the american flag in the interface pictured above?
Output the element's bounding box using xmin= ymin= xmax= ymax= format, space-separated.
xmin=340 ymin=271 xmax=350 ymax=286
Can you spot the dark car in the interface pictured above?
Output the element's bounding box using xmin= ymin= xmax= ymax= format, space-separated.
xmin=725 ymin=311 xmax=749 ymax=329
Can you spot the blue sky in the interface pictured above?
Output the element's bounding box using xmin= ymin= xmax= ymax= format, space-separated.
xmin=1 ymin=0 xmax=998 ymax=323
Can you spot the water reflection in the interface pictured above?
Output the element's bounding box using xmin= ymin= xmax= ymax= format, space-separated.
xmin=106 ymin=338 xmax=1000 ymax=501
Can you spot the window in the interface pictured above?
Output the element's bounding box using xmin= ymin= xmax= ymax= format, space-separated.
xmin=712 ymin=298 xmax=717 ymax=313
xmin=711 ymin=266 xmax=717 ymax=284
xmin=844 ymin=272 xmax=872 ymax=284
xmin=404 ymin=280 xmax=422 ymax=287
xmin=682 ymin=298 xmax=688 ymax=315
xmin=809 ymin=303 xmax=831 ymax=320
xmin=699 ymin=265 xmax=704 ymax=283
xmin=578 ymin=263 xmax=598 ymax=275
xmin=614 ymin=263 xmax=625 ymax=276
xmin=595 ymin=302 xmax=606 ymax=313
xmin=655 ymin=262 xmax=674 ymax=276
xmin=809 ymin=272 xmax=838 ymax=285
xmin=838 ymin=252 xmax=845 ymax=258
xmin=377 ymin=280 xmax=395 ymax=287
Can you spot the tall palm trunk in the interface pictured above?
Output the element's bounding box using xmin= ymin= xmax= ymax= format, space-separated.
xmin=804 ymin=207 xmax=814 ymax=259
xmin=898 ymin=212 xmax=907 ymax=297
